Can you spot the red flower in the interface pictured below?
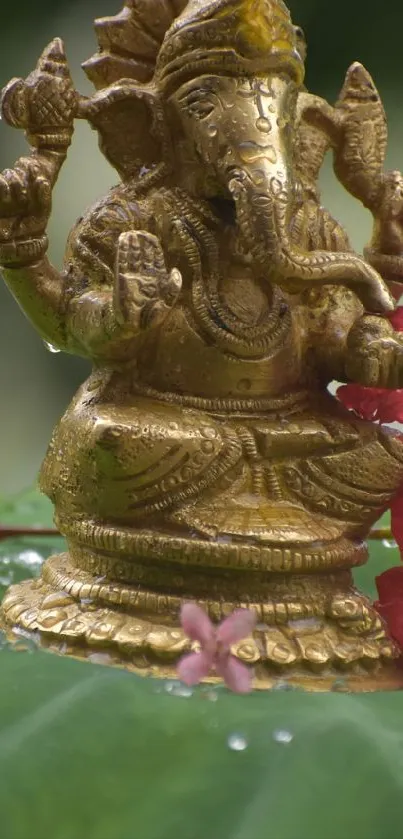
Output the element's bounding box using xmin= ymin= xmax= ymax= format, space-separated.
xmin=337 ymin=306 xmax=403 ymax=423
xmin=337 ymin=384 xmax=403 ymax=424
xmin=375 ymin=566 xmax=403 ymax=650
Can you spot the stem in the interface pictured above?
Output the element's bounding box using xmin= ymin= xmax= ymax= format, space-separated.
xmin=0 ymin=526 xmax=59 ymax=543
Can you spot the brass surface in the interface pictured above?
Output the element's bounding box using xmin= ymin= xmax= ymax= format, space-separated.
xmin=1 ymin=0 xmax=403 ymax=690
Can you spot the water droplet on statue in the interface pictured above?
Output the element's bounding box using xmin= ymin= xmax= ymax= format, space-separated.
xmin=228 ymin=733 xmax=248 ymax=751
xmin=256 ymin=116 xmax=272 ymax=133
xmin=44 ymin=341 xmax=61 ymax=354
xmin=80 ymin=597 xmax=97 ymax=611
xmin=383 ymin=539 xmax=398 ymax=549
xmin=207 ymin=124 xmax=218 ymax=137
xmin=239 ymin=141 xmax=270 ymax=164
xmin=273 ymin=729 xmax=293 ymax=745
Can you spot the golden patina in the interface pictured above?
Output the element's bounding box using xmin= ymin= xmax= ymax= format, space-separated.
xmin=1 ymin=0 xmax=403 ymax=690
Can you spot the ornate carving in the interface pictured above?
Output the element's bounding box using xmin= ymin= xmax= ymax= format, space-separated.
xmin=2 ymin=0 xmax=403 ymax=690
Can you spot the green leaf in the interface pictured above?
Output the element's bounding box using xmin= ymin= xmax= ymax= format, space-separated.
xmin=1 ymin=491 xmax=403 ymax=839
xmin=0 ymin=486 xmax=54 ymax=528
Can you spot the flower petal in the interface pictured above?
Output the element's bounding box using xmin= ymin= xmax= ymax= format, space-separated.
xmin=389 ymin=307 xmax=403 ymax=331
xmin=177 ymin=651 xmax=213 ymax=686
xmin=336 ymin=384 xmax=382 ymax=422
xmin=376 ymin=566 xmax=403 ymax=603
xmin=216 ymin=654 xmax=253 ymax=694
xmin=216 ymin=608 xmax=257 ymax=648
xmin=375 ymin=600 xmax=403 ymax=650
xmin=180 ymin=602 xmax=215 ymax=645
xmin=377 ymin=392 xmax=403 ymax=424
xmin=391 ymin=492 xmax=403 ymax=558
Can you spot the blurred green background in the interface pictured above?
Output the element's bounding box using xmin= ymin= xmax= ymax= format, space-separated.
xmin=0 ymin=0 xmax=402 ymax=494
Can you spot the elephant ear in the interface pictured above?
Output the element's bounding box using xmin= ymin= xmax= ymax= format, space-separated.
xmin=79 ymin=0 xmax=187 ymax=180
xmin=79 ymin=83 xmax=167 ymax=181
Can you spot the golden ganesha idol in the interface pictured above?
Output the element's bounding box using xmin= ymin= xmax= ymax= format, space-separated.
xmin=2 ymin=0 xmax=403 ymax=690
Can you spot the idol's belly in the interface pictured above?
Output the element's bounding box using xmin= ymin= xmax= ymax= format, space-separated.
xmin=137 ymin=304 xmax=303 ymax=400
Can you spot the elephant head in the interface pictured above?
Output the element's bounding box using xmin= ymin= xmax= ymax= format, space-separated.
xmin=80 ymin=0 xmax=393 ymax=313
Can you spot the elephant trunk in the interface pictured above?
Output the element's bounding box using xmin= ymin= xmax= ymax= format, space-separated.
xmin=223 ymin=87 xmax=393 ymax=314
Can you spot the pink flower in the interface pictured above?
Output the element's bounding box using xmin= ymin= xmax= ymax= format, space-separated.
xmin=178 ymin=603 xmax=256 ymax=694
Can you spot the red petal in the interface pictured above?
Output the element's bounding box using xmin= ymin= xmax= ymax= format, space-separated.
xmin=376 ymin=566 xmax=403 ymax=603
xmin=337 ymin=384 xmax=403 ymax=424
xmin=336 ymin=385 xmax=383 ymax=421
xmin=391 ymin=492 xmax=403 ymax=557
xmin=377 ymin=391 xmax=403 ymax=423
xmin=389 ymin=307 xmax=403 ymax=331
xmin=216 ymin=609 xmax=256 ymax=648
xmin=375 ymin=600 xmax=403 ymax=649
xmin=180 ymin=603 xmax=215 ymax=645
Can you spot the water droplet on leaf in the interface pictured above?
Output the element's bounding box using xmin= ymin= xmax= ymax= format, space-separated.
xmin=383 ymin=539 xmax=398 ymax=549
xmin=205 ymin=689 xmax=218 ymax=702
xmin=164 ymin=680 xmax=193 ymax=698
xmin=272 ymin=729 xmax=293 ymax=745
xmin=11 ymin=627 xmax=39 ymax=653
xmin=228 ymin=733 xmax=248 ymax=751
xmin=88 ymin=652 xmax=113 ymax=666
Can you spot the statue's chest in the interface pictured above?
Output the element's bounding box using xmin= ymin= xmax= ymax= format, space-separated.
xmin=217 ymin=264 xmax=271 ymax=326
xmin=215 ymin=231 xmax=272 ymax=327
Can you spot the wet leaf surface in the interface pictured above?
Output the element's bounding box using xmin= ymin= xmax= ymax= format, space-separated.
xmin=0 ymin=492 xmax=402 ymax=839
